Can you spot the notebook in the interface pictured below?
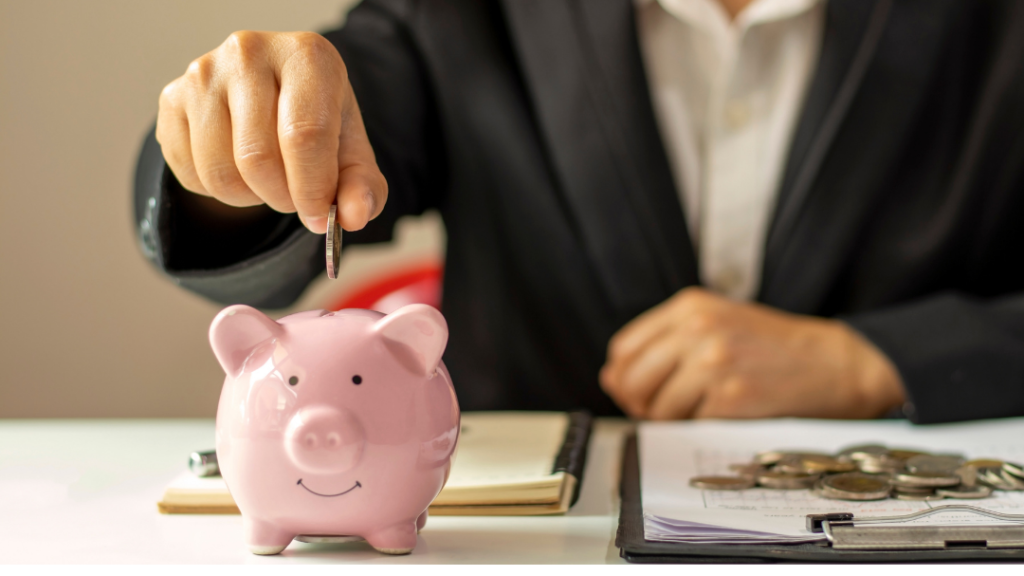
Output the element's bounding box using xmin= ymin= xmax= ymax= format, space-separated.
xmin=158 ymin=410 xmax=592 ymax=516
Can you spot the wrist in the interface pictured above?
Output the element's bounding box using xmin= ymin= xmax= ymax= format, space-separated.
xmin=842 ymin=323 xmax=906 ymax=417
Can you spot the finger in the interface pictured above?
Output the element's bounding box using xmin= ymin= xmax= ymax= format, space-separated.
xmin=335 ymin=94 xmax=387 ymax=231
xmin=156 ymin=80 xmax=207 ymax=195
xmin=646 ymin=363 xmax=712 ymax=421
xmin=226 ymin=34 xmax=293 ymax=213
xmin=182 ymin=54 xmax=261 ymax=207
xmin=647 ymin=339 xmax=727 ymax=420
xmin=275 ymin=33 xmax=345 ymax=233
xmin=606 ymin=302 xmax=675 ymax=366
xmin=614 ymin=335 xmax=683 ymax=417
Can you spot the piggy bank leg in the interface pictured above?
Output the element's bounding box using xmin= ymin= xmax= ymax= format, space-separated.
xmin=416 ymin=510 xmax=428 ymax=533
xmin=365 ymin=522 xmax=417 ymax=555
xmin=244 ymin=517 xmax=294 ymax=555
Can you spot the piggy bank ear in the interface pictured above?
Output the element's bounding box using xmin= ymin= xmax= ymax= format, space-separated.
xmin=209 ymin=305 xmax=282 ymax=376
xmin=373 ymin=304 xmax=449 ymax=377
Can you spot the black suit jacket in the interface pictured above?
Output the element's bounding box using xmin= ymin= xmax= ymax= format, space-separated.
xmin=134 ymin=0 xmax=1024 ymax=423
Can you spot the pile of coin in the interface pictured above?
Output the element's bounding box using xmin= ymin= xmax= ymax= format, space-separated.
xmin=689 ymin=444 xmax=1024 ymax=501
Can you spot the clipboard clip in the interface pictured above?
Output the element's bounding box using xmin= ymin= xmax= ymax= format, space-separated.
xmin=806 ymin=506 xmax=1024 ymax=550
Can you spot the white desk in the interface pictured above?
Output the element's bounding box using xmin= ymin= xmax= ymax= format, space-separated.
xmin=0 ymin=418 xmax=631 ymax=564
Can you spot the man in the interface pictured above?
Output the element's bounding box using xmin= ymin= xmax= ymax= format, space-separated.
xmin=134 ymin=0 xmax=1024 ymax=423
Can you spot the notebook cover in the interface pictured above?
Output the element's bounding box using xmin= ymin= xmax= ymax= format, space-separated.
xmin=554 ymin=410 xmax=592 ymax=507
xmin=616 ymin=433 xmax=1024 ymax=563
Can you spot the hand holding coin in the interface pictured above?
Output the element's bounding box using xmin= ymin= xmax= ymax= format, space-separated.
xmin=156 ymin=31 xmax=387 ymax=234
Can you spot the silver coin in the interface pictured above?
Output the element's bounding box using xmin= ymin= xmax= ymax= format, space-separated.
xmin=836 ymin=444 xmax=889 ymax=462
xmin=999 ymin=469 xmax=1024 ymax=490
xmin=1004 ymin=461 xmax=1024 ymax=480
xmin=689 ymin=476 xmax=756 ymax=490
xmin=819 ymin=472 xmax=891 ymax=501
xmin=757 ymin=471 xmax=819 ymax=490
xmin=326 ymin=204 xmax=342 ymax=279
xmin=978 ymin=467 xmax=1012 ymax=490
xmin=905 ymin=454 xmax=965 ymax=475
xmin=892 ymin=471 xmax=961 ymax=488
xmin=857 ymin=457 xmax=904 ymax=474
xmin=936 ymin=485 xmax=993 ymax=499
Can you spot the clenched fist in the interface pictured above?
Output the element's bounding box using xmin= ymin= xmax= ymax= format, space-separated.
xmin=599 ymin=288 xmax=906 ymax=420
xmin=156 ymin=31 xmax=386 ymax=233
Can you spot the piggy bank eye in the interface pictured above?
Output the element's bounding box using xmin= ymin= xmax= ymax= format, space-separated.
xmin=288 ymin=376 xmax=299 ymax=386
xmin=352 ymin=375 xmax=362 ymax=385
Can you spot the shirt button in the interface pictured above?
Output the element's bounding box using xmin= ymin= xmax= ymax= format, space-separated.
xmin=723 ymin=99 xmax=751 ymax=131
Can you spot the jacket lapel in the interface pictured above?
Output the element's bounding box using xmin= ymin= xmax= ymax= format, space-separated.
xmin=501 ymin=0 xmax=697 ymax=321
xmin=761 ymin=0 xmax=959 ymax=313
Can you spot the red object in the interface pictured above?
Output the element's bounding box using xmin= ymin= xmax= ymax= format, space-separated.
xmin=327 ymin=262 xmax=443 ymax=313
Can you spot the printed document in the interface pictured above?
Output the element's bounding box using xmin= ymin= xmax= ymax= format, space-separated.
xmin=640 ymin=418 xmax=1024 ymax=544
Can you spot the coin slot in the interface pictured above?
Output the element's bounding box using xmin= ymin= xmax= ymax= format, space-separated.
xmin=944 ymin=539 xmax=987 ymax=549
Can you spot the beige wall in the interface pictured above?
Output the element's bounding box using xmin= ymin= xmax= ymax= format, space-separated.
xmin=0 ymin=0 xmax=444 ymax=417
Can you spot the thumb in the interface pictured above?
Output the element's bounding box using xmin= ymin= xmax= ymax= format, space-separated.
xmin=335 ymin=94 xmax=387 ymax=231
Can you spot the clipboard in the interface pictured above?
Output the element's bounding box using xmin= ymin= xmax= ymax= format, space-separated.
xmin=615 ymin=433 xmax=1024 ymax=563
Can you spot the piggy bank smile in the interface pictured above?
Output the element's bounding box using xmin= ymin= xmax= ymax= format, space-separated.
xmin=296 ymin=478 xmax=362 ymax=498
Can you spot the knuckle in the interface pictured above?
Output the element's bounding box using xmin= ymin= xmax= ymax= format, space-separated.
xmin=224 ymin=30 xmax=261 ymax=53
xmin=689 ymin=310 xmax=721 ymax=336
xmin=185 ymin=54 xmax=216 ymax=87
xmin=201 ymin=164 xmax=247 ymax=196
xmin=235 ymin=146 xmax=279 ymax=177
xmin=280 ymin=121 xmax=333 ymax=156
xmin=700 ymin=337 xmax=735 ymax=371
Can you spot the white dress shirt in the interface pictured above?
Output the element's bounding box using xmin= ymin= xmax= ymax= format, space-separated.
xmin=636 ymin=0 xmax=826 ymax=300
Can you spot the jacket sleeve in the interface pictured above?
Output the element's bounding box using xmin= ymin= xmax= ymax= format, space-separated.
xmin=845 ymin=292 xmax=1024 ymax=424
xmin=132 ymin=0 xmax=445 ymax=309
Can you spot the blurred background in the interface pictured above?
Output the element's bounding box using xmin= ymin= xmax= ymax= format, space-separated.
xmin=0 ymin=0 xmax=444 ymax=417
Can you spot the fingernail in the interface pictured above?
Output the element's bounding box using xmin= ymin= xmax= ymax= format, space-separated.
xmin=363 ymin=191 xmax=377 ymax=221
xmin=303 ymin=216 xmax=327 ymax=234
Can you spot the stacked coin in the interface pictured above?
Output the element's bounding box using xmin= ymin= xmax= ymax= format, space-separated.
xmin=688 ymin=444 xmax=1024 ymax=501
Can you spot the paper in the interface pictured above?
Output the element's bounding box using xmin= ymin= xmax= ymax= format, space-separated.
xmin=639 ymin=417 xmax=1024 ymax=544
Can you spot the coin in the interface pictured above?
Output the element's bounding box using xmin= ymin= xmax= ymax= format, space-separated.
xmin=326 ymin=204 xmax=341 ymax=279
xmin=892 ymin=485 xmax=935 ymax=495
xmin=819 ymin=473 xmax=892 ymax=501
xmin=888 ymin=449 xmax=928 ymax=460
xmin=793 ymin=454 xmax=858 ymax=474
xmin=998 ymin=470 xmax=1024 ymax=490
xmin=757 ymin=471 xmax=819 ymax=490
xmin=936 ymin=485 xmax=993 ymax=499
xmin=728 ymin=463 xmax=766 ymax=477
xmin=1003 ymin=461 xmax=1024 ymax=480
xmin=837 ymin=444 xmax=888 ymax=462
xmin=689 ymin=476 xmax=756 ymax=490
xmin=956 ymin=465 xmax=978 ymax=488
xmin=894 ymin=492 xmax=944 ymax=501
xmin=892 ymin=472 xmax=961 ymax=488
xmin=965 ymin=458 xmax=1005 ymax=469
xmin=905 ymin=454 xmax=965 ymax=475
xmin=754 ymin=450 xmax=785 ymax=466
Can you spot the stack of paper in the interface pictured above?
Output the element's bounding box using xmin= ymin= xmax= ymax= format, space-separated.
xmin=640 ymin=418 xmax=1024 ymax=544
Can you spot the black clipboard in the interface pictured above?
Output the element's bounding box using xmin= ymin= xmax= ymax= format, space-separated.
xmin=615 ymin=433 xmax=1024 ymax=563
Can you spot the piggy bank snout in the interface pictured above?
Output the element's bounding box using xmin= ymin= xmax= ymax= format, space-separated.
xmin=285 ymin=407 xmax=365 ymax=474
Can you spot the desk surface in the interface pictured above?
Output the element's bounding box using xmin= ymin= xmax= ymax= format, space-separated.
xmin=0 ymin=418 xmax=631 ymax=564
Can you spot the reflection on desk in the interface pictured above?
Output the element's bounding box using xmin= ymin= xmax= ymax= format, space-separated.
xmin=0 ymin=418 xmax=629 ymax=564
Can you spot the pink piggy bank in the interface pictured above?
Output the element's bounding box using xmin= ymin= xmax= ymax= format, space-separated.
xmin=209 ymin=303 xmax=460 ymax=555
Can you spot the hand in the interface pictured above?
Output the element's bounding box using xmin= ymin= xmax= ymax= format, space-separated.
xmin=599 ymin=287 xmax=905 ymax=420
xmin=156 ymin=31 xmax=386 ymax=233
